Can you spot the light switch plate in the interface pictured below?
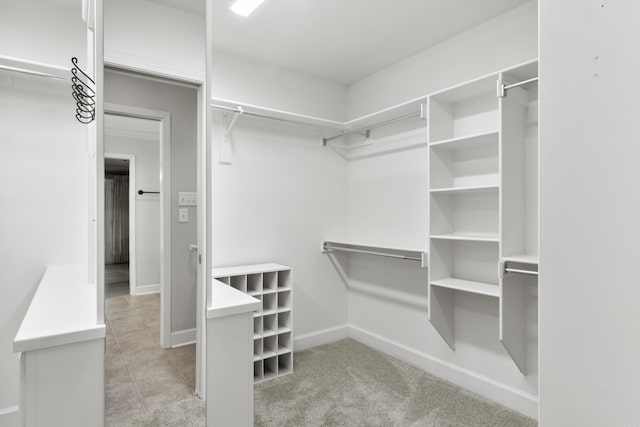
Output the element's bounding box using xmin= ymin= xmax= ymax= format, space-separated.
xmin=178 ymin=192 xmax=197 ymax=206
xmin=179 ymin=208 xmax=189 ymax=223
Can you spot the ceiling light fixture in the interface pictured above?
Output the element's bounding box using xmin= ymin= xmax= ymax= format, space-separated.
xmin=229 ymin=0 xmax=265 ymax=17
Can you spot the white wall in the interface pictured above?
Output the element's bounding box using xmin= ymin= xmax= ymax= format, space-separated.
xmin=212 ymin=50 xmax=348 ymax=121
xmin=105 ymin=71 xmax=199 ymax=334
xmin=342 ymin=2 xmax=539 ymax=418
xmin=105 ymin=133 xmax=161 ymax=293
xmin=347 ymin=1 xmax=538 ymax=119
xmin=539 ymin=1 xmax=640 ymax=425
xmin=211 ymin=117 xmax=350 ymax=346
xmin=0 ymin=0 xmax=88 ymax=420
xmin=104 ymin=0 xmax=205 ymax=82
xmin=0 ymin=0 xmax=86 ymax=68
xmin=0 ymin=81 xmax=88 ymax=420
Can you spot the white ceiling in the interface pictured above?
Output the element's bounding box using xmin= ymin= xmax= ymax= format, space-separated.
xmin=148 ymin=0 xmax=531 ymax=85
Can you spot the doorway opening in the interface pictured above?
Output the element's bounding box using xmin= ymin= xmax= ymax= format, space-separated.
xmin=104 ymin=156 xmax=132 ymax=299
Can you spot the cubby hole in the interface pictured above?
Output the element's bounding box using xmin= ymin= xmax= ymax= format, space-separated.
xmin=430 ymin=239 xmax=499 ymax=285
xmin=278 ymin=332 xmax=291 ymax=355
xmin=278 ymin=311 xmax=291 ymax=333
xmin=430 ymin=190 xmax=499 ymax=238
xmin=230 ymin=275 xmax=247 ymax=293
xmin=247 ymin=273 xmax=262 ymax=295
xmin=263 ymin=335 xmax=277 ymax=358
xmin=217 ymin=276 xmax=230 ymax=285
xmin=264 ymin=357 xmax=278 ymax=380
xmin=277 ymin=290 xmax=291 ymax=312
xmin=253 ymin=295 xmax=262 ymax=317
xmin=253 ymin=360 xmax=263 ymax=382
xmin=253 ymin=338 xmax=262 ymax=361
xmin=277 ymin=269 xmax=291 ymax=290
xmin=263 ymin=314 xmax=277 ymax=337
xmin=263 ymin=293 xmax=277 ymax=315
xmin=263 ymin=271 xmax=277 ymax=292
xmin=278 ymin=353 xmax=292 ymax=375
xmin=253 ymin=316 xmax=262 ymax=339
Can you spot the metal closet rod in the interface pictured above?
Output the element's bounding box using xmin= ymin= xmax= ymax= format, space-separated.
xmin=505 ymin=267 xmax=538 ymax=276
xmin=211 ymin=103 xmax=344 ymax=132
xmin=211 ymin=103 xmax=426 ymax=146
xmin=498 ymin=76 xmax=539 ymax=97
xmin=323 ymin=242 xmax=422 ymax=262
xmin=0 ymin=64 xmax=66 ymax=80
xmin=322 ymin=109 xmax=425 ymax=146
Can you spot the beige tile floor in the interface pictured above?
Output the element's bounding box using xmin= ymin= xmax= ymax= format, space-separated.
xmin=105 ymin=293 xmax=197 ymax=423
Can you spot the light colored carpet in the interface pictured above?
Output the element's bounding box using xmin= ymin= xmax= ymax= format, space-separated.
xmin=254 ymin=339 xmax=537 ymax=427
xmin=107 ymin=339 xmax=537 ymax=426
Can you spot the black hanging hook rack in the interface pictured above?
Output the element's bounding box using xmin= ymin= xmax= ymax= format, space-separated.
xmin=138 ymin=190 xmax=160 ymax=195
xmin=71 ymin=57 xmax=96 ymax=124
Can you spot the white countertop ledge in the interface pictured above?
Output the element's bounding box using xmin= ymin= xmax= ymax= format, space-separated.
xmin=14 ymin=264 xmax=105 ymax=353
xmin=207 ymin=279 xmax=261 ymax=320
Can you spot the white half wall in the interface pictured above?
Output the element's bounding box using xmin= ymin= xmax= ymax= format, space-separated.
xmin=105 ymin=132 xmax=161 ymax=295
xmin=539 ymin=0 xmax=640 ymax=425
xmin=347 ymin=1 xmax=538 ymax=119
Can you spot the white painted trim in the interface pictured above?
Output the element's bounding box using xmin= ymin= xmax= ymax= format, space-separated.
xmin=0 ymin=405 xmax=19 ymax=427
xmin=348 ymin=325 xmax=538 ymax=419
xmin=105 ymin=50 xmax=204 ymax=85
xmin=104 ymin=103 xmax=172 ymax=351
xmin=171 ymin=328 xmax=197 ymax=348
xmin=105 ymin=126 xmax=159 ymax=141
xmin=293 ymin=325 xmax=350 ymax=351
xmin=104 ymin=152 xmax=136 ymax=297
xmin=135 ymin=283 xmax=160 ymax=295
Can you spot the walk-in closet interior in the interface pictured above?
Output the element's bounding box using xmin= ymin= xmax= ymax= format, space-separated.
xmin=3 ymin=0 xmax=640 ymax=426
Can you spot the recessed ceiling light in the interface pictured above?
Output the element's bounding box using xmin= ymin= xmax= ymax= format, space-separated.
xmin=229 ymin=0 xmax=265 ymax=17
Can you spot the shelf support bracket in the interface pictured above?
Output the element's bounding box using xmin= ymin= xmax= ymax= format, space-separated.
xmin=224 ymin=106 xmax=244 ymax=137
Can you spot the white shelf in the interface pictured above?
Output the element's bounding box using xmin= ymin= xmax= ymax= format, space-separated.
xmin=430 ymin=184 xmax=499 ymax=194
xmin=502 ymin=254 xmax=539 ymax=265
xmin=431 ymin=278 xmax=499 ymax=298
xmin=430 ymin=233 xmax=499 ymax=243
xmin=429 ymin=131 xmax=499 ymax=150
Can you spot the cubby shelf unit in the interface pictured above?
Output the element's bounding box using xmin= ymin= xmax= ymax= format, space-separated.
xmin=212 ymin=263 xmax=293 ymax=383
xmin=427 ymin=59 xmax=539 ymax=374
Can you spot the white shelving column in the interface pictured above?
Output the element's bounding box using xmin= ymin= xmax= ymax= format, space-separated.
xmin=499 ymin=62 xmax=539 ymax=374
xmin=213 ymin=263 xmax=293 ymax=383
xmin=427 ymin=75 xmax=502 ymax=349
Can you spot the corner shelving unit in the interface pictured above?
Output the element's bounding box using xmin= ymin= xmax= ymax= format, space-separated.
xmin=212 ymin=263 xmax=293 ymax=383
xmin=427 ymin=60 xmax=539 ymax=371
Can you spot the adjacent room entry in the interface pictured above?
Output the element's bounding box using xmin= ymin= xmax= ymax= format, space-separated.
xmin=104 ymin=156 xmax=133 ymax=299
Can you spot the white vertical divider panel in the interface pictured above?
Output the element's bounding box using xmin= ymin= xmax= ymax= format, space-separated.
xmin=499 ymin=83 xmax=529 ymax=374
xmin=94 ymin=0 xmax=105 ymax=325
xmin=201 ymin=0 xmax=214 ymax=401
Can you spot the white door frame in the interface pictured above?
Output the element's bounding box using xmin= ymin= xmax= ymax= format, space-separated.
xmin=104 ymin=102 xmax=172 ymax=350
xmin=104 ymin=152 xmax=137 ymax=296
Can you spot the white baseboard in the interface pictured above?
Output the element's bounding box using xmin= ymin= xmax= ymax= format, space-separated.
xmin=349 ymin=325 xmax=538 ymax=419
xmin=135 ymin=283 xmax=160 ymax=296
xmin=0 ymin=406 xmax=19 ymax=427
xmin=293 ymin=325 xmax=350 ymax=351
xmin=171 ymin=328 xmax=196 ymax=348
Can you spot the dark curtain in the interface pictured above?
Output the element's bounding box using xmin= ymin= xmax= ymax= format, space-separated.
xmin=105 ymin=173 xmax=129 ymax=264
